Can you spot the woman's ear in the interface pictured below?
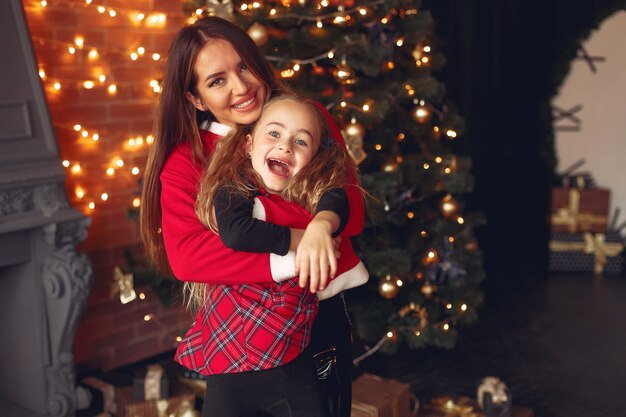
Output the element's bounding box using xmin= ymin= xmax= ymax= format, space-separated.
xmin=185 ymin=91 xmax=206 ymax=111
xmin=245 ymin=134 xmax=252 ymax=158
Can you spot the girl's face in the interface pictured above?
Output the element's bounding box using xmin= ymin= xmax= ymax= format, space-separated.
xmin=246 ymin=99 xmax=321 ymax=194
xmin=185 ymin=39 xmax=267 ymax=127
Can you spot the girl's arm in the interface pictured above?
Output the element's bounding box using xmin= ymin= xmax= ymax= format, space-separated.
xmin=160 ymin=142 xmax=296 ymax=285
xmin=310 ymin=100 xmax=364 ymax=237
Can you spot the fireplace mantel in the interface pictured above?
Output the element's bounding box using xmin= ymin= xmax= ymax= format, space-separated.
xmin=0 ymin=1 xmax=93 ymax=416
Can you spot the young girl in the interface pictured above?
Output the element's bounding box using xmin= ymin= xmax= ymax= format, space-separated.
xmin=177 ymin=94 xmax=367 ymax=415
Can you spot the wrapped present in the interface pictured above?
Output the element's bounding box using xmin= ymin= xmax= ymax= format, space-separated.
xmin=477 ymin=377 xmax=511 ymax=417
xmin=420 ymin=396 xmax=534 ymax=417
xmin=115 ymin=381 xmax=196 ymax=417
xmin=561 ymin=171 xmax=596 ymax=189
xmin=351 ymin=372 xmax=418 ymax=417
xmin=549 ymin=232 xmax=624 ymax=275
xmin=80 ymin=376 xmax=118 ymax=415
xmin=551 ymin=188 xmax=609 ymax=233
xmin=133 ymin=364 xmax=170 ymax=400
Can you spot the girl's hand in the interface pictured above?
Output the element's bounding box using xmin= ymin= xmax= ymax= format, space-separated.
xmin=295 ymin=212 xmax=339 ymax=293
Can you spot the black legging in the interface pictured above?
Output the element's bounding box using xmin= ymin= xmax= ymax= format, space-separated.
xmin=201 ymin=347 xmax=331 ymax=417
xmin=309 ymin=294 xmax=353 ymax=417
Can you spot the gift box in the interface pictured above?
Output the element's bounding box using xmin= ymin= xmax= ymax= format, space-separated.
xmin=420 ymin=396 xmax=534 ymax=417
xmin=115 ymin=381 xmax=196 ymax=417
xmin=80 ymin=376 xmax=118 ymax=416
xmin=351 ymin=373 xmax=417 ymax=417
xmin=133 ymin=364 xmax=170 ymax=400
xmin=551 ymin=188 xmax=609 ymax=233
xmin=549 ymin=232 xmax=624 ymax=275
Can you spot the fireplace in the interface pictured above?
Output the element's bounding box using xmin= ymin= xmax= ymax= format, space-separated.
xmin=0 ymin=1 xmax=92 ymax=416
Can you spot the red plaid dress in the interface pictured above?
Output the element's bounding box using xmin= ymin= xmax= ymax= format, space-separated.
xmin=176 ymin=279 xmax=317 ymax=374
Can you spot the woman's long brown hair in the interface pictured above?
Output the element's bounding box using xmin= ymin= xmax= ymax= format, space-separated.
xmin=140 ymin=16 xmax=279 ymax=277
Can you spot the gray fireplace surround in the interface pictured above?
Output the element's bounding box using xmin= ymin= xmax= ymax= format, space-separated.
xmin=1 ymin=1 xmax=94 ymax=416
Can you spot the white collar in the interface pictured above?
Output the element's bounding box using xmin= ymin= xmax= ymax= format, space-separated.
xmin=203 ymin=121 xmax=231 ymax=136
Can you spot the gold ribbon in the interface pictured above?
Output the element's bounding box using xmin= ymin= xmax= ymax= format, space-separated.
xmin=549 ymin=232 xmax=624 ymax=274
xmin=144 ymin=364 xmax=165 ymax=401
xmin=477 ymin=377 xmax=508 ymax=409
xmin=429 ymin=396 xmax=481 ymax=417
xmin=551 ymin=189 xmax=608 ymax=233
xmin=111 ymin=266 xmax=137 ymax=304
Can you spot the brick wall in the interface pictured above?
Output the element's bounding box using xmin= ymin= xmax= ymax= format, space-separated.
xmin=23 ymin=0 xmax=192 ymax=371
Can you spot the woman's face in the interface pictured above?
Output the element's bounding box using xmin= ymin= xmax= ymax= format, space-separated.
xmin=246 ymin=99 xmax=321 ymax=194
xmin=186 ymin=39 xmax=267 ymax=127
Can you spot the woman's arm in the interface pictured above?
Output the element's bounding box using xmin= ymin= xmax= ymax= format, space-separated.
xmin=310 ymin=100 xmax=365 ymax=237
xmin=160 ymin=143 xmax=296 ymax=284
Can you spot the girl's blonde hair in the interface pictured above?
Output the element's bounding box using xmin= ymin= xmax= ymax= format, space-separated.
xmin=184 ymin=93 xmax=355 ymax=309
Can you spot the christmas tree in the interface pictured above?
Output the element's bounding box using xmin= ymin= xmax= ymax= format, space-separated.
xmin=183 ymin=0 xmax=485 ymax=355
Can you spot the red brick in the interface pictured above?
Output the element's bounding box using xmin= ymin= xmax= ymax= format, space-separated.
xmin=105 ymin=335 xmax=161 ymax=370
xmin=23 ymin=6 xmax=79 ymax=28
xmin=110 ymin=102 xmax=154 ymax=120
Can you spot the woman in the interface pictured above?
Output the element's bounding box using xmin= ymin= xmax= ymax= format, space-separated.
xmin=140 ymin=16 xmax=363 ymax=417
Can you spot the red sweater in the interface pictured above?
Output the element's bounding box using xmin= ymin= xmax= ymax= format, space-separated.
xmin=160 ymin=102 xmax=364 ymax=285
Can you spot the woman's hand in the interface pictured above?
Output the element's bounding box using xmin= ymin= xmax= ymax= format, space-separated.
xmin=295 ymin=212 xmax=340 ymax=293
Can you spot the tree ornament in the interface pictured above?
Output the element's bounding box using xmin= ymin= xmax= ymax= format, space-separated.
xmin=411 ymin=104 xmax=432 ymax=124
xmin=420 ymin=282 xmax=436 ymax=297
xmin=247 ymin=22 xmax=269 ymax=46
xmin=378 ymin=274 xmax=400 ymax=299
xmin=342 ymin=118 xmax=367 ymax=165
xmin=440 ymin=194 xmax=459 ymax=218
xmin=381 ymin=159 xmax=399 ymax=172
xmin=205 ymin=0 xmax=234 ymax=20
xmin=333 ymin=63 xmax=356 ymax=85
xmin=112 ymin=266 xmax=137 ymax=304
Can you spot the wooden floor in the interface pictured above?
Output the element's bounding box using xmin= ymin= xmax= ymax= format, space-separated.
xmin=357 ymin=271 xmax=626 ymax=417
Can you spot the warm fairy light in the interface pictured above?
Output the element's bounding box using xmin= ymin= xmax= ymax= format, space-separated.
xmin=443 ymin=324 xmax=450 ymax=331
xmin=333 ymin=16 xmax=346 ymax=24
xmin=152 ymin=53 xmax=161 ymax=61
xmin=415 ymin=330 xmax=421 ymax=336
xmin=327 ymin=51 xmax=334 ymax=59
xmin=137 ymin=47 xmax=145 ymax=55
xmin=100 ymin=193 xmax=109 ymax=201
xmin=74 ymin=36 xmax=84 ymax=49
xmin=461 ymin=304 xmax=468 ymax=311
xmin=340 ymin=101 xmax=347 ymax=108
xmin=457 ymin=216 xmax=465 ymax=224
xmin=407 ymin=212 xmax=414 ymax=219
xmin=433 ymin=126 xmax=440 ymax=133
xmin=98 ymin=75 xmax=106 ymax=83
xmin=359 ymin=8 xmax=367 ymax=15
xmin=316 ymin=20 xmax=323 ymax=28
xmin=62 ymin=160 xmax=70 ymax=168
xmin=137 ymin=13 xmax=145 ymax=21
xmin=108 ymin=10 xmax=117 ymax=17
xmin=176 ymin=336 xmax=183 ymax=342
xmin=106 ymin=167 xmax=115 ymax=176
xmin=108 ymin=84 xmax=117 ymax=95
xmin=281 ymin=68 xmax=295 ymax=78
xmin=252 ymin=1 xmax=261 ymax=7
xmin=132 ymin=197 xmax=141 ymax=208
xmin=75 ymin=187 xmax=85 ymax=199
xmin=386 ymin=331 xmax=394 ymax=338
xmin=427 ymin=251 xmax=436 ymax=259
xmin=435 ymin=156 xmax=443 ymax=163
xmin=362 ymin=104 xmax=370 ymax=111
xmin=320 ymin=0 xmax=329 ymax=6
xmin=39 ymin=69 xmax=46 ymax=79
xmin=270 ymin=8 xmax=277 ymax=15
xmin=139 ymin=292 xmax=146 ymax=300
xmin=146 ymin=135 xmax=154 ymax=144
xmin=53 ymin=82 xmax=61 ymax=90
xmin=88 ymin=49 xmax=98 ymax=60
xmin=71 ymin=163 xmax=81 ymax=174
xmin=396 ymin=279 xmax=403 ymax=286
xmin=240 ymin=4 xmax=248 ymax=10
xmin=41 ymin=0 xmax=47 ymax=6
xmin=448 ymin=236 xmax=455 ymax=243
xmin=386 ymin=61 xmax=395 ymax=70
xmin=128 ymin=138 xmax=136 ymax=147
xmin=74 ymin=124 xmax=81 ymax=131
xmin=424 ymin=45 xmax=432 ymax=52
xmin=420 ymin=231 xmax=428 ymax=238
xmin=446 ymin=129 xmax=458 ymax=138
xmin=374 ymin=144 xmax=382 ymax=151
xmin=115 ymin=158 xmax=124 ymax=167
xmin=423 ymin=163 xmax=430 ymax=169
xmin=293 ymin=64 xmax=301 ymax=71
xmin=381 ymin=17 xmax=389 ymax=24
xmin=88 ymin=201 xmax=95 ymax=210
xmin=396 ymin=38 xmax=404 ymax=47
xmin=195 ymin=8 xmax=203 ymax=15
xmin=397 ymin=133 xmax=405 ymax=141
xmin=92 ymin=133 xmax=99 ymax=141
xmin=83 ymin=80 xmax=95 ymax=89
xmin=130 ymin=52 xmax=139 ymax=60
xmin=85 ymin=0 xmax=92 ymax=4
xmin=131 ymin=167 xmax=140 ymax=175
xmin=444 ymin=167 xmax=451 ymax=174
xmin=97 ymin=6 xmax=105 ymax=13
xmin=81 ymin=130 xmax=89 ymax=138
xmin=144 ymin=314 xmax=152 ymax=321
xmin=68 ymin=46 xmax=76 ymax=54
xmin=136 ymin=137 xmax=144 ymax=145
xmin=446 ymin=303 xmax=452 ymax=309
xmin=422 ymin=57 xmax=430 ymax=64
